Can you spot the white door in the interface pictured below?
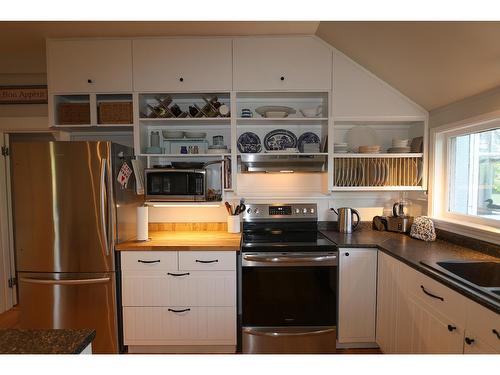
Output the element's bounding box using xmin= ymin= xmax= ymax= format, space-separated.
xmin=405 ymin=295 xmax=464 ymax=354
xmin=233 ymin=37 xmax=332 ymax=91
xmin=376 ymin=251 xmax=401 ymax=353
xmin=132 ymin=38 xmax=233 ymax=92
xmin=0 ymin=133 xmax=15 ymax=312
xmin=338 ymin=248 xmax=377 ymax=343
xmin=47 ymin=39 xmax=133 ymax=93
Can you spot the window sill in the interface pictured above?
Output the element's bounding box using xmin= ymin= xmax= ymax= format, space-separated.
xmin=432 ymin=217 xmax=500 ymax=246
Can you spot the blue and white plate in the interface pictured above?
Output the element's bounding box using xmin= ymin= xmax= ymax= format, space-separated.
xmin=297 ymin=132 xmax=320 ymax=152
xmin=238 ymin=132 xmax=262 ymax=153
xmin=264 ymin=129 xmax=297 ymax=151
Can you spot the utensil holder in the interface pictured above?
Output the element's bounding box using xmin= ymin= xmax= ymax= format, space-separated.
xmin=227 ymin=216 xmax=240 ymax=233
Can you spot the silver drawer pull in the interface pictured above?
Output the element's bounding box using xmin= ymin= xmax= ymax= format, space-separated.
xmin=195 ymin=259 xmax=218 ymax=264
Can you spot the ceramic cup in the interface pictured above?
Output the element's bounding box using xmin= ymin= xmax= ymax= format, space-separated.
xmin=227 ymin=216 xmax=240 ymax=233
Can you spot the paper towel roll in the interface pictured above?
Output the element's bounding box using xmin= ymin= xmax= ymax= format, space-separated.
xmin=136 ymin=206 xmax=149 ymax=241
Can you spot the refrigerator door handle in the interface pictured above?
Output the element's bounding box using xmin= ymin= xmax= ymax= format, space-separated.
xmin=100 ymin=158 xmax=109 ymax=256
xmin=105 ymin=158 xmax=115 ymax=254
xmin=19 ymin=276 xmax=111 ymax=285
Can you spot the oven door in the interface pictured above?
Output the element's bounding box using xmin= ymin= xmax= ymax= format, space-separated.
xmin=145 ymin=169 xmax=206 ymax=201
xmin=241 ymin=252 xmax=337 ymax=353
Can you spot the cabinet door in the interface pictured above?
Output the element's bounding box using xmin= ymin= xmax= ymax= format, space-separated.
xmin=376 ymin=251 xmax=401 ymax=353
xmin=464 ymin=300 xmax=500 ymax=353
xmin=132 ymin=38 xmax=232 ymax=92
xmin=47 ymin=39 xmax=133 ymax=93
xmin=338 ymin=248 xmax=377 ymax=343
xmin=405 ymin=295 xmax=464 ymax=354
xmin=233 ymin=37 xmax=332 ymax=91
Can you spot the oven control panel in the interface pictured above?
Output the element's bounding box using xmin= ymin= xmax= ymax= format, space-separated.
xmin=243 ymin=203 xmax=317 ymax=221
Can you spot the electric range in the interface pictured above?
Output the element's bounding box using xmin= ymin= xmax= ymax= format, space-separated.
xmin=239 ymin=203 xmax=337 ymax=354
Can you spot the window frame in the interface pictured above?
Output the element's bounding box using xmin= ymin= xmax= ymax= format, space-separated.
xmin=430 ymin=113 xmax=500 ymax=234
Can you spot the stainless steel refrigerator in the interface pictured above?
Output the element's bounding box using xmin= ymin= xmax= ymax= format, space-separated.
xmin=11 ymin=141 xmax=140 ymax=353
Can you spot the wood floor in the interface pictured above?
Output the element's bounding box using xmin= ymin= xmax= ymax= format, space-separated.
xmin=0 ymin=306 xmax=20 ymax=329
xmin=0 ymin=306 xmax=380 ymax=354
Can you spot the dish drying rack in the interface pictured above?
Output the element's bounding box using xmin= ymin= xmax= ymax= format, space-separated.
xmin=333 ymin=155 xmax=423 ymax=188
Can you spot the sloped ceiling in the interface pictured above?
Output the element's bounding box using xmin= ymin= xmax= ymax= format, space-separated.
xmin=316 ymin=21 xmax=500 ymax=110
xmin=1 ymin=21 xmax=500 ymax=110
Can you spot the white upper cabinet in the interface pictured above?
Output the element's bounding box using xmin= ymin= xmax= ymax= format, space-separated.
xmin=233 ymin=37 xmax=332 ymax=91
xmin=132 ymin=38 xmax=232 ymax=92
xmin=333 ymin=49 xmax=425 ymax=119
xmin=47 ymin=39 xmax=133 ymax=93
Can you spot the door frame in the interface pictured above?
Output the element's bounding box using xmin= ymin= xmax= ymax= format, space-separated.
xmin=0 ymin=132 xmax=15 ymax=312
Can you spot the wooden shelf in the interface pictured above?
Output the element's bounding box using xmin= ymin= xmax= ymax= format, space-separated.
xmin=333 ymin=153 xmax=423 ymax=158
xmin=140 ymin=117 xmax=231 ymax=123
xmin=139 ymin=153 xmax=230 ymax=157
xmin=237 ymin=152 xmax=328 ymax=156
xmin=237 ymin=117 xmax=328 ymax=125
xmin=331 ymin=186 xmax=425 ymax=191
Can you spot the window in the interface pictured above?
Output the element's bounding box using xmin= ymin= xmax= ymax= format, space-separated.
xmin=432 ymin=116 xmax=500 ymax=231
xmin=448 ymin=128 xmax=500 ymax=220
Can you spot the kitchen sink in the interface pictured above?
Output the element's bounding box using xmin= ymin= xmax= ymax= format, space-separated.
xmin=420 ymin=259 xmax=500 ymax=303
xmin=436 ymin=261 xmax=500 ymax=287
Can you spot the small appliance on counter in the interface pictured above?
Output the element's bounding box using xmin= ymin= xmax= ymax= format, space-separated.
xmin=386 ymin=198 xmax=413 ymax=233
xmin=330 ymin=207 xmax=360 ymax=233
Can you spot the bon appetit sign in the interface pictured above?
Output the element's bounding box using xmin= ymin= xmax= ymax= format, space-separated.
xmin=0 ymin=86 xmax=48 ymax=104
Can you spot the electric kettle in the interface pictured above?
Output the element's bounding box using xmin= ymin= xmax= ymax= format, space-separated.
xmin=331 ymin=207 xmax=360 ymax=233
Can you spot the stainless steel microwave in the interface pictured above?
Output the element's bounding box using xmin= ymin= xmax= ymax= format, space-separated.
xmin=144 ymin=168 xmax=206 ymax=201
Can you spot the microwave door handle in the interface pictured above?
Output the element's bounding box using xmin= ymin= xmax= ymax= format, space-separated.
xmin=100 ymin=158 xmax=109 ymax=256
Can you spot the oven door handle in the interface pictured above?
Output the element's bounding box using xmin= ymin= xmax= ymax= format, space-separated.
xmin=242 ymin=254 xmax=337 ymax=266
xmin=243 ymin=327 xmax=336 ymax=337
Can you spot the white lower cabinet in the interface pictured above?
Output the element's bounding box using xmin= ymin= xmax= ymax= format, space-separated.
xmin=123 ymin=306 xmax=236 ymax=346
xmin=376 ymin=250 xmax=499 ymax=354
xmin=121 ymin=251 xmax=236 ymax=352
xmin=338 ymin=248 xmax=377 ymax=344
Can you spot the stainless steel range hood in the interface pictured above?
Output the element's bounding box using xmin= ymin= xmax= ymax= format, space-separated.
xmin=239 ymin=154 xmax=327 ymax=173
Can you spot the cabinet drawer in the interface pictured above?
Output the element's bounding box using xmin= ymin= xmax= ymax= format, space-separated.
xmin=405 ymin=264 xmax=466 ymax=326
xmin=122 ymin=270 xmax=236 ymax=307
xmin=465 ymin=300 xmax=500 ymax=352
xmin=123 ymin=306 xmax=236 ymax=345
xmin=178 ymin=251 xmax=236 ymax=271
xmin=121 ymin=251 xmax=178 ymax=271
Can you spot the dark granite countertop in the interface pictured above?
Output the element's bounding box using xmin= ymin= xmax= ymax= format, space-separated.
xmin=0 ymin=329 xmax=96 ymax=354
xmin=320 ymin=228 xmax=500 ymax=314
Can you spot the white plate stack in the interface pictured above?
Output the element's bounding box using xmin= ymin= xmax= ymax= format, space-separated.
xmin=334 ymin=142 xmax=349 ymax=153
xmin=388 ymin=139 xmax=411 ymax=153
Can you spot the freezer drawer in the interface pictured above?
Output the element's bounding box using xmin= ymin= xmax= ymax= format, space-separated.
xmin=18 ymin=272 xmax=119 ymax=354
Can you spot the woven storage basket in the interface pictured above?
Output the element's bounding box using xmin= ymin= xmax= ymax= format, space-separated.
xmin=98 ymin=102 xmax=133 ymax=124
xmin=58 ymin=103 xmax=90 ymax=125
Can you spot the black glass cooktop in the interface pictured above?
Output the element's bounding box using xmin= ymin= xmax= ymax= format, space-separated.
xmin=241 ymin=232 xmax=337 ymax=252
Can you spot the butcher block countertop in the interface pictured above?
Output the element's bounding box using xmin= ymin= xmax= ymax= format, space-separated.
xmin=115 ymin=231 xmax=242 ymax=251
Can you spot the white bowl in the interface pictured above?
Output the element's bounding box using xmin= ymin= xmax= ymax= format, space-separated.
xmin=162 ymin=130 xmax=184 ymax=139
xmin=300 ymin=108 xmax=321 ymax=117
xmin=185 ymin=132 xmax=207 ymax=139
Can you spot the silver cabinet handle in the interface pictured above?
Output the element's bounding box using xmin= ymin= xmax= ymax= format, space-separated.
xmin=20 ymin=277 xmax=110 ymax=285
xmin=100 ymin=158 xmax=109 ymax=256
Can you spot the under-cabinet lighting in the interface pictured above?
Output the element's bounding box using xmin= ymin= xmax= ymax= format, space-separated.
xmin=279 ymin=170 xmax=295 ymax=173
xmin=149 ymin=203 xmax=221 ymax=208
